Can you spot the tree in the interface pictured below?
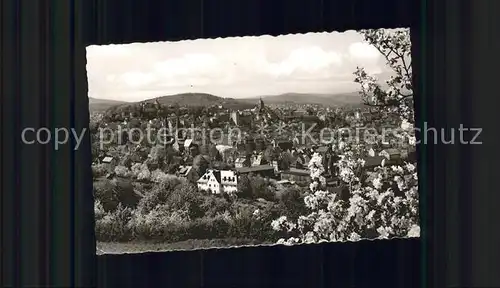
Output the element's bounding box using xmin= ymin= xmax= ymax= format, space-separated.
xmin=354 ymin=28 xmax=414 ymax=125
xmin=208 ymin=145 xmax=222 ymax=162
xmin=165 ymin=145 xmax=178 ymax=165
xmin=192 ymin=154 xmax=209 ymax=177
xmin=166 ymin=163 xmax=180 ymax=174
xmin=263 ymin=146 xmax=275 ymax=163
xmin=149 ymin=145 xmax=166 ymax=162
xmin=91 ymin=135 xmax=102 ymax=163
xmin=237 ymin=174 xmax=253 ymax=198
xmin=270 ymin=28 xmax=420 ymax=245
xmin=146 ymin=145 xmax=166 ymax=170
xmin=279 ymin=152 xmax=293 ymax=171
xmin=272 ymin=151 xmax=419 ymax=244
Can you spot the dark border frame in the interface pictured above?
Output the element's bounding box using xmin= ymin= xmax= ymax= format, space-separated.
xmin=3 ymin=0 xmax=500 ymax=287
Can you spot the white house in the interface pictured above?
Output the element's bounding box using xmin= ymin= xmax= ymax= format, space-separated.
xmin=220 ymin=170 xmax=238 ymax=194
xmin=252 ymin=154 xmax=264 ymax=166
xmin=197 ymin=169 xmax=222 ymax=194
xmin=197 ymin=169 xmax=240 ymax=194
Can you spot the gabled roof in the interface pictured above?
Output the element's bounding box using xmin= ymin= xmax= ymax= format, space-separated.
xmin=197 ymin=170 xmax=221 ymax=184
xmin=252 ymin=155 xmax=264 ymax=166
xmin=212 ymin=170 xmax=221 ymax=183
xmin=177 ymin=165 xmax=193 ymax=175
xmin=235 ymin=165 xmax=274 ymax=173
xmin=234 ymin=157 xmax=246 ymax=163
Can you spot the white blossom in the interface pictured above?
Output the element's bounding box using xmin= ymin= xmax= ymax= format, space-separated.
xmin=269 ymin=28 xmax=419 ymax=246
xmin=368 ymin=148 xmax=375 ymax=157
xmin=407 ymin=225 xmax=420 ymax=237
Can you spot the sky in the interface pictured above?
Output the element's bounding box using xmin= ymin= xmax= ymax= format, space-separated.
xmin=86 ymin=28 xmax=408 ymax=102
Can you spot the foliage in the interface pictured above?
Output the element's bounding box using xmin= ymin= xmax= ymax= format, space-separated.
xmin=92 ymin=163 xmax=108 ymax=179
xmin=236 ymin=174 xmax=276 ymax=200
xmin=354 ymin=28 xmax=414 ymax=125
xmin=279 ymin=152 xmax=293 ymax=170
xmin=93 ymin=179 xmax=121 ymax=212
xmin=148 ymin=145 xmax=166 ymax=168
xmin=271 ymin=28 xmax=420 ymax=245
xmin=95 ymin=188 xmax=283 ymax=243
xmin=165 ymin=182 xmax=205 ymax=218
xmin=114 ymin=165 xmax=132 ymax=177
xmin=131 ymin=163 xmax=151 ymax=181
xmin=272 ymin=151 xmax=419 ymax=244
xmin=95 ymin=204 xmax=134 ymax=241
xmin=136 ymin=176 xmax=183 ymax=214
xmin=236 ymin=175 xmax=253 ymax=198
xmin=150 ymin=169 xmax=175 ymax=183
xmin=275 ymin=187 xmax=309 ymax=220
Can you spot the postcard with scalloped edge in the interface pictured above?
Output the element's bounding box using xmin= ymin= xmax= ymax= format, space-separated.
xmin=87 ymin=28 xmax=419 ymax=254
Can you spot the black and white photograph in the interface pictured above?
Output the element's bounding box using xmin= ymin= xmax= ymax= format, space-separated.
xmin=87 ymin=28 xmax=419 ymax=254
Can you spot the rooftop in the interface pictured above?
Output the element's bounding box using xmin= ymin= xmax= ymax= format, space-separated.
xmin=102 ymin=156 xmax=114 ymax=163
xmin=381 ymin=148 xmax=401 ymax=154
xmin=235 ymin=165 xmax=275 ymax=173
xmin=282 ymin=168 xmax=310 ymax=176
xmin=198 ymin=170 xmax=221 ymax=183
xmin=362 ymin=155 xmax=402 ymax=168
xmin=177 ymin=166 xmax=192 ymax=175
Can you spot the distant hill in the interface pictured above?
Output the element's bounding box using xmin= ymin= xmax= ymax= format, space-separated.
xmin=246 ymin=92 xmax=364 ymax=107
xmin=138 ymin=92 xmax=364 ymax=109
xmin=140 ymin=93 xmax=256 ymax=110
xmin=94 ymin=91 xmax=365 ymax=114
xmin=88 ymin=97 xmax=128 ymax=112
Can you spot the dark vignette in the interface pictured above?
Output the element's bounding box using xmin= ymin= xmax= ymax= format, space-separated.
xmin=2 ymin=0 xmax=499 ymax=287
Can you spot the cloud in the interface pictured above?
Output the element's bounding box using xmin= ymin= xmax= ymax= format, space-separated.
xmin=348 ymin=42 xmax=381 ymax=59
xmin=153 ymin=53 xmax=220 ymax=78
xmin=107 ymin=53 xmax=223 ymax=90
xmin=348 ymin=42 xmax=383 ymax=75
xmin=152 ymin=53 xmax=225 ymax=88
xmin=119 ymin=71 xmax=157 ymax=88
xmin=268 ymin=46 xmax=343 ymax=79
xmin=87 ymin=31 xmax=400 ymax=101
